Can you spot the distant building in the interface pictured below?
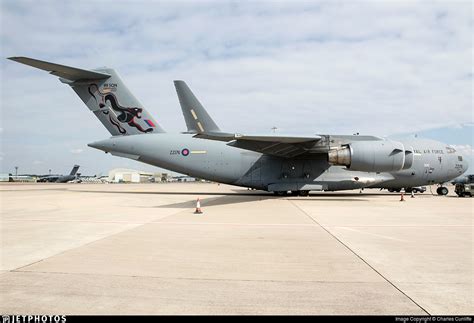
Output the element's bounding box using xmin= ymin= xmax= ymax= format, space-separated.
xmin=108 ymin=168 xmax=167 ymax=183
xmin=9 ymin=175 xmax=36 ymax=182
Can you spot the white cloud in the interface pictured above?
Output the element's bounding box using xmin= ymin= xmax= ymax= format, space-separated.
xmin=1 ymin=1 xmax=472 ymax=174
xmin=70 ymin=149 xmax=84 ymax=154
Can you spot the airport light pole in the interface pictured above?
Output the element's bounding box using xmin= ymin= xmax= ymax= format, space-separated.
xmin=15 ymin=166 xmax=18 ymax=177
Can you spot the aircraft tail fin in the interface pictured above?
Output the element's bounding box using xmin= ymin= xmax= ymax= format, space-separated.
xmin=174 ymin=80 xmax=221 ymax=133
xmin=69 ymin=165 xmax=80 ymax=176
xmin=8 ymin=57 xmax=165 ymax=136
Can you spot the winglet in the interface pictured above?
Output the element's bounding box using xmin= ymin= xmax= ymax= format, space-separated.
xmin=174 ymin=80 xmax=220 ymax=133
xmin=8 ymin=57 xmax=110 ymax=81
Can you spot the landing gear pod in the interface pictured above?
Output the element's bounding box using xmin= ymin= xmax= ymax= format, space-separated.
xmin=328 ymin=140 xmax=410 ymax=172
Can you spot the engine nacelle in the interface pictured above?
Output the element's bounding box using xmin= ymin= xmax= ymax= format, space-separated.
xmin=328 ymin=140 xmax=412 ymax=172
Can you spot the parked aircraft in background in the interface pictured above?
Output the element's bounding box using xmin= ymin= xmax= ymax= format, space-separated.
xmin=37 ymin=165 xmax=80 ymax=183
xmin=9 ymin=57 xmax=468 ymax=196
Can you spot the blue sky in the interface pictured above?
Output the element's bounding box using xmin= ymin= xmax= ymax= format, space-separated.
xmin=1 ymin=0 xmax=472 ymax=176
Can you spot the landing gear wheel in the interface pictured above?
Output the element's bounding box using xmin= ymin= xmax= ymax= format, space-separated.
xmin=437 ymin=187 xmax=448 ymax=196
xmin=290 ymin=191 xmax=299 ymax=196
xmin=298 ymin=190 xmax=309 ymax=197
xmin=274 ymin=191 xmax=288 ymax=196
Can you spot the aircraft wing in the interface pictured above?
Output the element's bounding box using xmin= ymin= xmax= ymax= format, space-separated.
xmin=174 ymin=81 xmax=380 ymax=158
xmin=195 ymin=132 xmax=322 ymax=158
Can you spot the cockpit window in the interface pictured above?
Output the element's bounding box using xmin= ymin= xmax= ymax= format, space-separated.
xmin=458 ymin=156 xmax=463 ymax=161
xmin=446 ymin=147 xmax=456 ymax=154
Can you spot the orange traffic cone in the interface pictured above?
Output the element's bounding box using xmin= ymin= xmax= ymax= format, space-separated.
xmin=400 ymin=191 xmax=405 ymax=202
xmin=194 ymin=198 xmax=203 ymax=214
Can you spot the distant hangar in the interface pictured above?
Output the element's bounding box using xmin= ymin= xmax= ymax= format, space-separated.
xmin=108 ymin=168 xmax=169 ymax=183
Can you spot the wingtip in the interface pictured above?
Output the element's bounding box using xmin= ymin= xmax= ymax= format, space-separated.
xmin=7 ymin=56 xmax=30 ymax=63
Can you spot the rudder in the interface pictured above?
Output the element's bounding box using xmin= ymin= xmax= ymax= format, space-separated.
xmin=8 ymin=57 xmax=165 ymax=136
xmin=72 ymin=68 xmax=165 ymax=135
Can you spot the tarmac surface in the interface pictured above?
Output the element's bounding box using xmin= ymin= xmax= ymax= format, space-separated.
xmin=0 ymin=182 xmax=472 ymax=315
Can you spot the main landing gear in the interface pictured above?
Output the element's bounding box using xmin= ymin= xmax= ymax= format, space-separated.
xmin=436 ymin=186 xmax=449 ymax=196
xmin=273 ymin=190 xmax=310 ymax=197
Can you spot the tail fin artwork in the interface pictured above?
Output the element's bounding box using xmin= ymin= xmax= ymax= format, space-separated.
xmin=174 ymin=80 xmax=221 ymax=134
xmin=69 ymin=165 xmax=80 ymax=176
xmin=8 ymin=57 xmax=165 ymax=136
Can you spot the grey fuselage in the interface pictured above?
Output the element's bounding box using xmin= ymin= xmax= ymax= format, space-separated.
xmin=89 ymin=134 xmax=468 ymax=191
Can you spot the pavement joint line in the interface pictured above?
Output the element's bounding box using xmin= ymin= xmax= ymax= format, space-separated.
xmin=151 ymin=222 xmax=318 ymax=226
xmin=8 ymin=269 xmax=398 ymax=285
xmin=1 ymin=219 xmax=317 ymax=226
xmin=335 ymin=227 xmax=409 ymax=242
xmin=288 ymin=199 xmax=431 ymax=315
xmin=3 ymin=219 xmax=472 ymax=228
xmin=2 ymin=219 xmax=172 ymax=224
xmin=9 ymin=258 xmax=47 ymax=272
xmin=0 ymin=188 xmax=68 ymax=192
xmin=11 ymin=270 xmax=469 ymax=286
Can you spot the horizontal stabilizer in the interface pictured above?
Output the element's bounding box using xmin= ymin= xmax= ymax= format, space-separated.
xmin=8 ymin=57 xmax=111 ymax=81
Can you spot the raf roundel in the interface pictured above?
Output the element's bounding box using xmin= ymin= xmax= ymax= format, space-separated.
xmin=181 ymin=148 xmax=190 ymax=156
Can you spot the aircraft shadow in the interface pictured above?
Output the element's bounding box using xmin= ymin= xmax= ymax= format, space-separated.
xmin=73 ymin=189 xmax=399 ymax=198
xmin=70 ymin=189 xmax=423 ymax=208
xmin=72 ymin=189 xmax=266 ymax=196
xmin=134 ymin=194 xmax=371 ymax=209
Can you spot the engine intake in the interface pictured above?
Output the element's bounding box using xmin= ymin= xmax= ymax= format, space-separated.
xmin=328 ymin=140 xmax=412 ymax=172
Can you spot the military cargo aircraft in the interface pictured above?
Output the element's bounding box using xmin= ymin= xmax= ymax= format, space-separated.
xmin=37 ymin=165 xmax=80 ymax=183
xmin=9 ymin=57 xmax=469 ymax=196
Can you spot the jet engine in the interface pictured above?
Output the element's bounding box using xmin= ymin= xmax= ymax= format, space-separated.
xmin=328 ymin=140 xmax=414 ymax=172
